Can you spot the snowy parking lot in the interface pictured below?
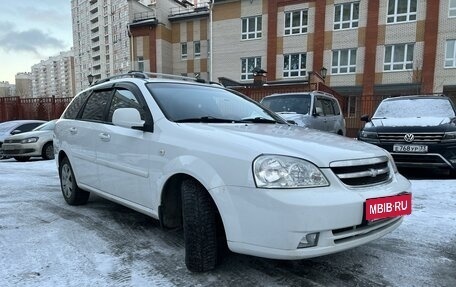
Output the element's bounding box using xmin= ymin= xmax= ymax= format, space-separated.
xmin=0 ymin=159 xmax=455 ymax=287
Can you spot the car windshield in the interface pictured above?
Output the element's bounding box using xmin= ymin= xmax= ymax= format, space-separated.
xmin=146 ymin=83 xmax=285 ymax=124
xmin=33 ymin=120 xmax=56 ymax=131
xmin=374 ymin=98 xmax=456 ymax=118
xmin=261 ymin=94 xmax=311 ymax=115
xmin=0 ymin=122 xmax=18 ymax=133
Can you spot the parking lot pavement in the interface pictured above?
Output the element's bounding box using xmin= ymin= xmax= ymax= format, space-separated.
xmin=0 ymin=159 xmax=455 ymax=287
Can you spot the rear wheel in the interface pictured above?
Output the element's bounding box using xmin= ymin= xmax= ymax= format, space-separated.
xmin=59 ymin=157 xmax=89 ymax=205
xmin=42 ymin=142 xmax=54 ymax=160
xmin=181 ymin=179 xmax=218 ymax=272
xmin=14 ymin=156 xmax=30 ymax=162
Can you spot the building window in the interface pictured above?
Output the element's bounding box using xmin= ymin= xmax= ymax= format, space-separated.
xmin=450 ymin=0 xmax=456 ymax=17
xmin=387 ymin=0 xmax=417 ymax=23
xmin=332 ymin=49 xmax=357 ymax=74
xmin=334 ymin=2 xmax=359 ymax=30
xmin=181 ymin=43 xmax=187 ymax=59
xmin=283 ymin=53 xmax=306 ymax=77
xmin=137 ymin=56 xmax=144 ymax=71
xmin=241 ymin=16 xmax=262 ymax=40
xmin=284 ymin=10 xmax=308 ymax=35
xmin=241 ymin=57 xmax=261 ymax=80
xmin=445 ymin=40 xmax=456 ymax=68
xmin=384 ymin=43 xmax=414 ymax=71
xmin=194 ymin=41 xmax=201 ymax=58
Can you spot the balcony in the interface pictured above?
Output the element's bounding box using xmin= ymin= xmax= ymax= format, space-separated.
xmin=168 ymin=3 xmax=209 ymax=21
xmin=91 ymin=40 xmax=100 ymax=50
xmin=91 ymin=31 xmax=100 ymax=41
xmin=90 ymin=3 xmax=98 ymax=14
xmin=90 ymin=14 xmax=99 ymax=24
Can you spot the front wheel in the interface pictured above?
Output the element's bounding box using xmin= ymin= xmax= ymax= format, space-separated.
xmin=181 ymin=179 xmax=218 ymax=272
xmin=59 ymin=157 xmax=89 ymax=205
xmin=42 ymin=142 xmax=54 ymax=160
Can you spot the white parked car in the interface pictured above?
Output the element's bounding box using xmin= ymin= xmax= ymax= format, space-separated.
xmin=1 ymin=120 xmax=56 ymax=161
xmin=54 ymin=72 xmax=411 ymax=272
xmin=260 ymin=92 xmax=346 ymax=135
xmin=0 ymin=120 xmax=46 ymax=160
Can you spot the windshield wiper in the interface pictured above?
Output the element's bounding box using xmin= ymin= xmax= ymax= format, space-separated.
xmin=240 ymin=117 xmax=278 ymax=124
xmin=175 ymin=116 xmax=239 ymax=123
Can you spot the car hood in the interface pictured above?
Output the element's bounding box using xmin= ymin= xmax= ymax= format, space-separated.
xmin=370 ymin=117 xmax=451 ymax=127
xmin=4 ymin=130 xmax=53 ymax=141
xmin=277 ymin=113 xmax=310 ymax=126
xmin=177 ymin=123 xmax=386 ymax=168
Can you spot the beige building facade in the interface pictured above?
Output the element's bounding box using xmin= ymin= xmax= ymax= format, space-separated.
xmin=15 ymin=73 xmax=33 ymax=98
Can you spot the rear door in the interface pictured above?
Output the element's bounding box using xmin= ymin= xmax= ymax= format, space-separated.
xmin=64 ymin=88 xmax=113 ymax=190
xmin=309 ymin=96 xmax=328 ymax=131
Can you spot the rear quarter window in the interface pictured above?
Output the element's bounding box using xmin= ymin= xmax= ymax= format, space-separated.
xmin=62 ymin=91 xmax=91 ymax=119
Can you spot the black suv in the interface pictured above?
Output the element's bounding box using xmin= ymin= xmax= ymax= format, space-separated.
xmin=358 ymin=95 xmax=456 ymax=175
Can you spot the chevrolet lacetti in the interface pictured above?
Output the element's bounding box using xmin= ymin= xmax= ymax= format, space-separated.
xmin=53 ymin=72 xmax=412 ymax=272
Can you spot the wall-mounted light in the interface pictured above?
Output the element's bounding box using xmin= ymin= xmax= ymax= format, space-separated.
xmin=320 ymin=67 xmax=327 ymax=79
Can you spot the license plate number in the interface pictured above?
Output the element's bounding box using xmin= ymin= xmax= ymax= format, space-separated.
xmin=393 ymin=144 xmax=427 ymax=153
xmin=365 ymin=193 xmax=412 ymax=221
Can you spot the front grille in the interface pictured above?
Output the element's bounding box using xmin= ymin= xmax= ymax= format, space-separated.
xmin=378 ymin=132 xmax=444 ymax=143
xmin=330 ymin=156 xmax=391 ymax=186
xmin=332 ymin=217 xmax=401 ymax=244
xmin=3 ymin=139 xmax=22 ymax=144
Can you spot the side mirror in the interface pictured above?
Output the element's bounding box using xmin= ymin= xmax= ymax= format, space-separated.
xmin=112 ymin=108 xmax=145 ymax=129
xmin=313 ymin=107 xmax=323 ymax=117
xmin=10 ymin=129 xmax=22 ymax=135
xmin=360 ymin=114 xmax=370 ymax=122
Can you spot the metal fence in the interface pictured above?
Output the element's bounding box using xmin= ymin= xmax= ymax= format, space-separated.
xmin=0 ymin=96 xmax=72 ymax=122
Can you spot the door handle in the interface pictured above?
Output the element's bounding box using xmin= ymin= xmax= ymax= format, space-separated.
xmin=99 ymin=133 xmax=111 ymax=142
xmin=69 ymin=127 xmax=77 ymax=135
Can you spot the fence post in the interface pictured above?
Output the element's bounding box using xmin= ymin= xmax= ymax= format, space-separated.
xmin=51 ymin=95 xmax=56 ymax=119
xmin=0 ymin=97 xmax=4 ymax=122
xmin=15 ymin=97 xmax=21 ymax=120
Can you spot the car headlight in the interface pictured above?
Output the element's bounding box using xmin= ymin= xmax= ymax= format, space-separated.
xmin=384 ymin=150 xmax=398 ymax=174
xmin=359 ymin=131 xmax=378 ymax=141
xmin=21 ymin=137 xmax=38 ymax=144
xmin=253 ymin=155 xmax=329 ymax=188
xmin=443 ymin=131 xmax=456 ymax=142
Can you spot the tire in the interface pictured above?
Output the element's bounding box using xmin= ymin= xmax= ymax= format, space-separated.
xmin=181 ymin=179 xmax=218 ymax=272
xmin=42 ymin=142 xmax=55 ymax=160
xmin=14 ymin=156 xmax=30 ymax=162
xmin=59 ymin=157 xmax=89 ymax=205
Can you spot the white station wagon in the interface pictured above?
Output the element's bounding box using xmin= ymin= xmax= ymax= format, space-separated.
xmin=54 ymin=72 xmax=412 ymax=272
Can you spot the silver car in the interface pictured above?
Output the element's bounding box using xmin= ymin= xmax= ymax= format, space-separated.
xmin=261 ymin=91 xmax=346 ymax=135
xmin=1 ymin=120 xmax=56 ymax=161
xmin=0 ymin=120 xmax=46 ymax=159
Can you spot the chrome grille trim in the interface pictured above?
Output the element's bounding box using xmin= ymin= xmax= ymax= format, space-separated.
xmin=330 ymin=156 xmax=391 ymax=186
xmin=378 ymin=132 xmax=444 ymax=143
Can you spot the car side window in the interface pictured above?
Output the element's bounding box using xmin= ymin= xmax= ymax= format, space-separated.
xmin=314 ymin=98 xmax=324 ymax=115
xmin=80 ymin=90 xmax=112 ymax=122
xmin=107 ymin=89 xmax=147 ymax=123
xmin=321 ymin=99 xmax=335 ymax=116
xmin=332 ymin=99 xmax=341 ymax=115
xmin=15 ymin=123 xmax=43 ymax=133
xmin=63 ymin=91 xmax=91 ymax=119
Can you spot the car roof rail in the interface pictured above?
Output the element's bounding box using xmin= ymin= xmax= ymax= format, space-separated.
xmin=312 ymin=90 xmax=335 ymax=98
xmin=92 ymin=70 xmax=206 ymax=86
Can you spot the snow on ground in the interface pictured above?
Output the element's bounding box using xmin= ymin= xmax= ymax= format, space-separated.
xmin=0 ymin=159 xmax=455 ymax=287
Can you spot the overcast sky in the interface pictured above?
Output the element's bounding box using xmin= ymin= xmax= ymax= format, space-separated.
xmin=0 ymin=0 xmax=72 ymax=84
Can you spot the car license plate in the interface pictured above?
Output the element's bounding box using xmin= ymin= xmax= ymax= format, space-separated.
xmin=365 ymin=193 xmax=412 ymax=221
xmin=393 ymin=144 xmax=428 ymax=153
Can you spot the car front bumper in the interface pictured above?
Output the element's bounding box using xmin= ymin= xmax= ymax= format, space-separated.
xmin=211 ymin=171 xmax=411 ymax=260
xmin=1 ymin=142 xmax=42 ymax=157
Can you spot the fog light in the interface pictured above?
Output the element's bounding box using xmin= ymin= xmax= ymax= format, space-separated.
xmin=297 ymin=232 xmax=319 ymax=248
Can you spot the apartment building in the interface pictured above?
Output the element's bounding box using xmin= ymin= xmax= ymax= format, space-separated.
xmin=15 ymin=73 xmax=33 ymax=98
xmin=126 ymin=0 xmax=456 ymax=116
xmin=31 ymin=51 xmax=76 ymax=98
xmin=71 ymin=0 xmax=160 ymax=92
xmin=0 ymin=81 xmax=13 ymax=98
